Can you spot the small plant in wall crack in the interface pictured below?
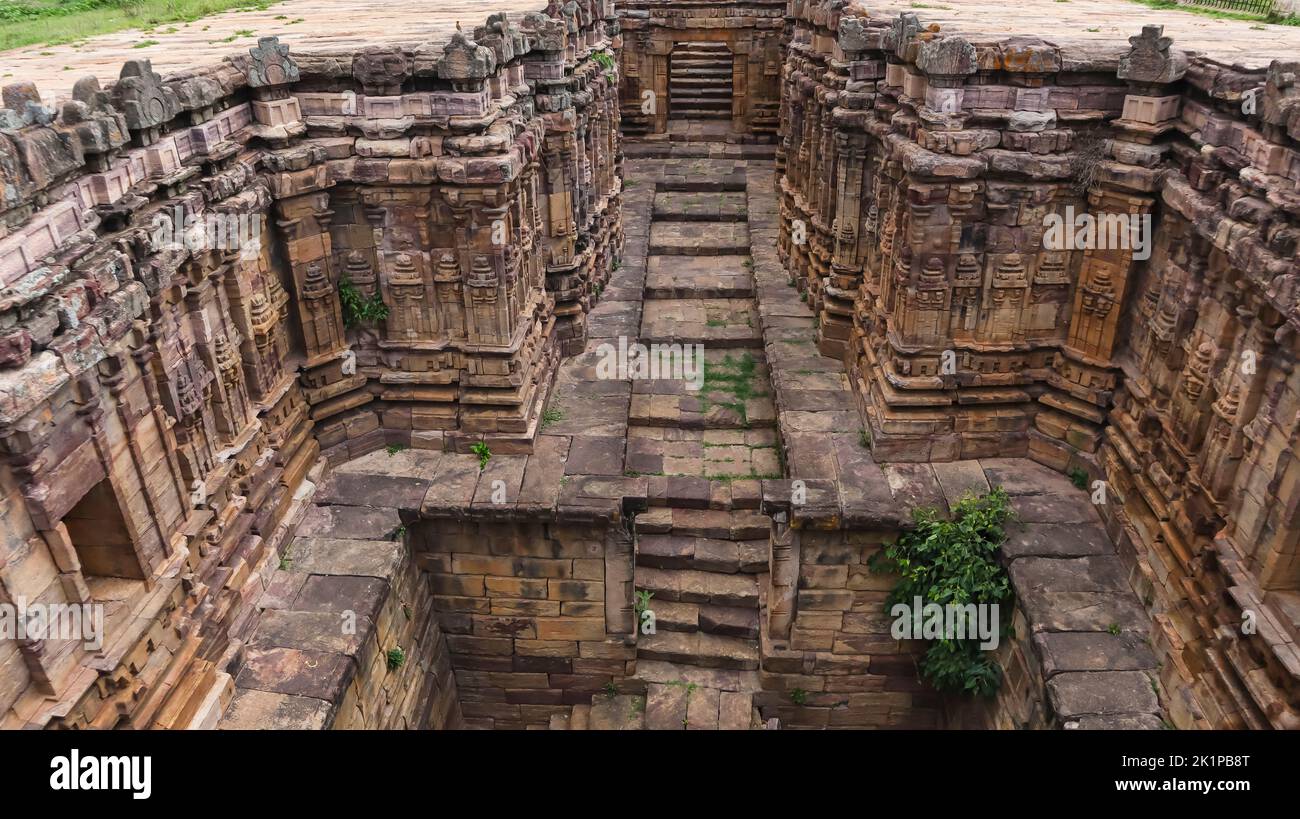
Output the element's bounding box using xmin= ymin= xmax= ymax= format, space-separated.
xmin=1068 ymin=467 xmax=1089 ymax=490
xmin=633 ymin=588 xmax=654 ymax=620
xmin=789 ymin=687 xmax=809 ymax=706
xmin=471 ymin=441 xmax=492 ymax=471
xmin=386 ymin=646 xmax=406 ymax=672
xmin=339 ymin=275 xmax=389 ymax=328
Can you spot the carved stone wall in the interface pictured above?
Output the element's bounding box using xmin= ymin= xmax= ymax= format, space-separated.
xmin=780 ymin=0 xmax=1300 ymax=729
xmin=618 ymin=0 xmax=786 ymax=138
xmin=0 ymin=2 xmax=621 ymax=729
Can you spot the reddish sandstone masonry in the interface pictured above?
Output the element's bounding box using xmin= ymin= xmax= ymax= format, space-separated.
xmin=778 ymin=1 xmax=1300 ymax=728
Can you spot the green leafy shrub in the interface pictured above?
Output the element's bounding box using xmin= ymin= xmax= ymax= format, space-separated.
xmin=338 ymin=275 xmax=388 ymax=328
xmin=868 ymin=488 xmax=1015 ymax=697
xmin=1068 ymin=467 xmax=1089 ymax=490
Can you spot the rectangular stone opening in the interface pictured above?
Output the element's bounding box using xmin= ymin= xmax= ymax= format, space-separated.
xmin=62 ymin=478 xmax=145 ymax=581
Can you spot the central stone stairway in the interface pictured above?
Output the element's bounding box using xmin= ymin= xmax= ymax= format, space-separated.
xmin=550 ymin=148 xmax=780 ymax=730
xmin=669 ymin=42 xmax=733 ymax=121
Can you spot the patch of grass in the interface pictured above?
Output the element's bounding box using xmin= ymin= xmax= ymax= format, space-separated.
xmin=539 ymin=406 xmax=565 ymax=431
xmin=0 ymin=0 xmax=279 ymax=51
xmin=789 ymin=688 xmax=809 ymax=706
xmin=1108 ymin=623 xmax=1122 ymax=636
xmin=385 ymin=443 xmax=406 ymax=456
xmin=132 ymin=38 xmax=157 ymax=47
xmin=1126 ymin=0 xmax=1298 ymax=26
xmin=702 ymin=469 xmax=783 ymax=482
xmin=699 ymin=352 xmax=765 ymax=426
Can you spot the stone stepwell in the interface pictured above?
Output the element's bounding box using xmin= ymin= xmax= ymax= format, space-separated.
xmin=0 ymin=0 xmax=1297 ymax=730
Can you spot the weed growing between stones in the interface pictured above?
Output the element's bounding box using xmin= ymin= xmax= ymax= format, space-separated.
xmin=633 ymin=588 xmax=653 ymax=621
xmin=471 ymin=441 xmax=492 ymax=471
xmin=338 ymin=275 xmax=389 ymax=328
xmin=1068 ymin=467 xmax=1089 ymax=490
xmin=386 ymin=647 xmax=406 ymax=672
xmin=869 ymin=488 xmax=1016 ymax=697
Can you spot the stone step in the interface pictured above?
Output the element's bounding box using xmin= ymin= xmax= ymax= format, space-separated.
xmin=636 ymin=565 xmax=760 ymax=608
xmin=671 ymin=58 xmax=733 ymax=68
xmin=644 ymin=254 xmax=754 ymax=295
xmin=637 ymin=629 xmax=760 ymax=671
xmin=587 ymin=693 xmax=646 ymax=730
xmin=644 ymin=682 xmax=691 ymax=729
xmin=672 ymin=43 xmax=732 ymax=53
xmin=648 ymin=221 xmax=750 ymax=255
xmin=652 ymin=191 xmax=747 ymax=222
xmin=670 ymin=101 xmax=732 ymax=112
xmin=670 ymin=84 xmax=732 ymax=95
xmin=665 ymin=108 xmax=732 ymax=120
xmin=634 ymin=506 xmax=773 ymax=539
xmin=670 ymin=100 xmax=732 ymax=111
xmin=649 ymin=599 xmax=702 ymax=632
xmin=641 ymin=598 xmax=761 ymax=639
xmin=632 ymin=658 xmax=763 ymax=693
xmin=638 ymin=534 xmax=768 ymax=573
xmin=671 ymin=90 xmax=732 ymax=100
xmin=671 ymin=77 xmax=734 ymax=89
xmin=626 ymin=392 xmax=778 ymax=433
xmin=657 ymin=176 xmax=747 ymax=193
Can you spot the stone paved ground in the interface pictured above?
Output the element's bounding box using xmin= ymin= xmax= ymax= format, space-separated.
xmin=857 ymin=0 xmax=1300 ymax=70
xmin=1 ymin=0 xmax=545 ymax=103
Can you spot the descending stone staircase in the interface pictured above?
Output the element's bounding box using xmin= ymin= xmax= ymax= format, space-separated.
xmin=550 ymin=154 xmax=778 ymax=730
xmin=669 ymin=42 xmax=733 ymax=121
